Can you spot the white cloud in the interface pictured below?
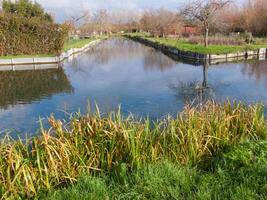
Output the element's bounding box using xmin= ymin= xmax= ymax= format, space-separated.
xmin=36 ymin=0 xmax=182 ymax=22
xmin=36 ymin=0 xmax=244 ymax=22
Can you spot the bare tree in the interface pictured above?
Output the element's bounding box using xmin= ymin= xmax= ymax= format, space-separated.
xmin=140 ymin=9 xmax=182 ymax=37
xmin=93 ymin=9 xmax=109 ymax=35
xmin=182 ymin=0 xmax=231 ymax=47
xmin=241 ymin=0 xmax=267 ymax=36
xmin=69 ymin=10 xmax=90 ymax=27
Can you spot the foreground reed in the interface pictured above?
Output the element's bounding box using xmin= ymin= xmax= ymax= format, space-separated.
xmin=0 ymin=101 xmax=266 ymax=199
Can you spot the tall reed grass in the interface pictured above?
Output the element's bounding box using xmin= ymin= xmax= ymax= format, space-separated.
xmin=0 ymin=101 xmax=266 ymax=199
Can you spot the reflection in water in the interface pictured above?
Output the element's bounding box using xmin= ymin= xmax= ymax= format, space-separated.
xmin=0 ymin=38 xmax=266 ymax=136
xmin=143 ymin=49 xmax=176 ymax=72
xmin=169 ymin=64 xmax=215 ymax=104
xmin=0 ymin=67 xmax=73 ymax=109
xmin=241 ymin=60 xmax=267 ymax=87
xmin=84 ymin=39 xmax=145 ymax=65
xmin=81 ymin=38 xmax=177 ymax=71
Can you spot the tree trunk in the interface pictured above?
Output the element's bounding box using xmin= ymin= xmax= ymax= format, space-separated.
xmin=204 ymin=27 xmax=209 ymax=48
xmin=202 ymin=62 xmax=207 ymax=88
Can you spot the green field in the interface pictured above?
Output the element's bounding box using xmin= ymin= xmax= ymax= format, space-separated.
xmin=126 ymin=33 xmax=267 ymax=55
xmin=63 ymin=38 xmax=95 ymax=52
xmin=0 ymin=101 xmax=267 ymax=199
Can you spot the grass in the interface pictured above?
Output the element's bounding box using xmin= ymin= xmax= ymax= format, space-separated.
xmin=126 ymin=33 xmax=267 ymax=55
xmin=63 ymin=36 xmax=108 ymax=52
xmin=0 ymin=54 xmax=54 ymax=59
xmin=63 ymin=38 xmax=95 ymax=52
xmin=0 ymin=101 xmax=267 ymax=198
xmin=43 ymin=141 xmax=267 ymax=199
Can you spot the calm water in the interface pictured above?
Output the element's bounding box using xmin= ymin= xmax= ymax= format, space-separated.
xmin=1 ymin=38 xmax=267 ymax=136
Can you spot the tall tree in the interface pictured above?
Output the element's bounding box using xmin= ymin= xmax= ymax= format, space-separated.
xmin=182 ymin=0 xmax=231 ymax=47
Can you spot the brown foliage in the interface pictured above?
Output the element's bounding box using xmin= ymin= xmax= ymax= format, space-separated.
xmin=241 ymin=0 xmax=267 ymax=36
xmin=0 ymin=13 xmax=69 ymax=56
xmin=213 ymin=0 xmax=267 ymax=36
xmin=140 ymin=9 xmax=183 ymax=37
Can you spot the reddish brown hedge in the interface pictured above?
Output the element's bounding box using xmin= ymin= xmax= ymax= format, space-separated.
xmin=0 ymin=13 xmax=69 ymax=56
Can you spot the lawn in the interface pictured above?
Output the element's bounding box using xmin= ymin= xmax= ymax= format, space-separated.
xmin=0 ymin=54 xmax=54 ymax=59
xmin=63 ymin=36 xmax=108 ymax=52
xmin=126 ymin=33 xmax=267 ymax=55
xmin=42 ymin=141 xmax=267 ymax=199
xmin=63 ymin=38 xmax=95 ymax=52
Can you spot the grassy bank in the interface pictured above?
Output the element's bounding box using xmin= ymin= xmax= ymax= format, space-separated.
xmin=0 ymin=54 xmax=54 ymax=59
xmin=126 ymin=33 xmax=267 ymax=55
xmin=43 ymin=141 xmax=267 ymax=199
xmin=63 ymin=38 xmax=95 ymax=52
xmin=63 ymin=36 xmax=108 ymax=52
xmin=0 ymin=102 xmax=267 ymax=199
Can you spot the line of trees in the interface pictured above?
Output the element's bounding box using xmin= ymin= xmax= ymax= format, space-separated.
xmin=140 ymin=8 xmax=183 ymax=37
xmin=215 ymin=0 xmax=267 ymax=36
xmin=74 ymin=0 xmax=266 ymax=46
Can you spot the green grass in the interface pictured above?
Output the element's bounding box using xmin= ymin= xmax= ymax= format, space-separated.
xmin=63 ymin=36 xmax=108 ymax=52
xmin=0 ymin=101 xmax=267 ymax=199
xmin=63 ymin=38 xmax=94 ymax=52
xmin=43 ymin=141 xmax=267 ymax=199
xmin=126 ymin=33 xmax=267 ymax=55
xmin=0 ymin=54 xmax=54 ymax=59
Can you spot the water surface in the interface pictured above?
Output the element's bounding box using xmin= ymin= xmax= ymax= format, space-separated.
xmin=0 ymin=38 xmax=267 ymax=136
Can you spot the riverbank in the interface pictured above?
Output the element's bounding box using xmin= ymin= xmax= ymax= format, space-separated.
xmin=125 ymin=34 xmax=267 ymax=64
xmin=0 ymin=37 xmax=106 ymax=67
xmin=0 ymin=101 xmax=267 ymax=198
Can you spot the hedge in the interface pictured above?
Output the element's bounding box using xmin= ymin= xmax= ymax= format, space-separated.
xmin=0 ymin=13 xmax=69 ymax=56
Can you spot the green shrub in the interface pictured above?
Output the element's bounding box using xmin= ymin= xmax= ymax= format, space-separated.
xmin=2 ymin=0 xmax=53 ymax=22
xmin=0 ymin=13 xmax=68 ymax=56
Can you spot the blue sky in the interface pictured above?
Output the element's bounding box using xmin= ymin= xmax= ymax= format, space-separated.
xmin=36 ymin=0 xmax=245 ymax=22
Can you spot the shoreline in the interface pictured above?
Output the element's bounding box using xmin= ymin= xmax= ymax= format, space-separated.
xmin=125 ymin=35 xmax=267 ymax=65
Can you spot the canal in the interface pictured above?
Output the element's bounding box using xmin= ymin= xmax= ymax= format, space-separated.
xmin=1 ymin=38 xmax=267 ymax=136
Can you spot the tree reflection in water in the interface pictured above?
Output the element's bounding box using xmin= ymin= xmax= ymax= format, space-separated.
xmin=68 ymin=38 xmax=177 ymax=73
xmin=241 ymin=60 xmax=267 ymax=87
xmin=170 ymin=64 xmax=217 ymax=106
xmin=0 ymin=67 xmax=73 ymax=109
xmin=143 ymin=49 xmax=176 ymax=72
